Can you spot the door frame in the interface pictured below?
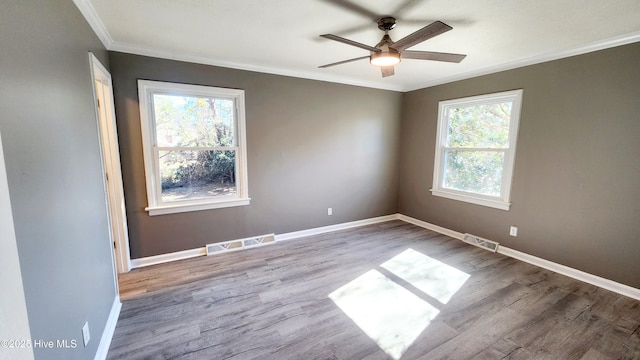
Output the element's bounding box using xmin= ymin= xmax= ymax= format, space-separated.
xmin=89 ymin=53 xmax=131 ymax=274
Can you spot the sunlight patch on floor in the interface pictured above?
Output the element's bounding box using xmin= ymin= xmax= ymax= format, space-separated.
xmin=381 ymin=248 xmax=470 ymax=304
xmin=329 ymin=248 xmax=470 ymax=359
xmin=329 ymin=269 xmax=440 ymax=360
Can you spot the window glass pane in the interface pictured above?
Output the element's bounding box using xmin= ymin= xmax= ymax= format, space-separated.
xmin=153 ymin=94 xmax=235 ymax=147
xmin=446 ymin=102 xmax=512 ymax=148
xmin=443 ymin=150 xmax=504 ymax=196
xmin=159 ymin=150 xmax=236 ymax=202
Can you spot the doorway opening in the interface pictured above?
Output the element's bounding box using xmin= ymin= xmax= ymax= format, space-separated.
xmin=90 ymin=53 xmax=131 ymax=274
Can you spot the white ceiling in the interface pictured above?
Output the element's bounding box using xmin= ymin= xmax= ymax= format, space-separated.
xmin=75 ymin=0 xmax=640 ymax=92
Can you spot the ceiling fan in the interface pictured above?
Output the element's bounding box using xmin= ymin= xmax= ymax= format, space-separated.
xmin=318 ymin=16 xmax=466 ymax=77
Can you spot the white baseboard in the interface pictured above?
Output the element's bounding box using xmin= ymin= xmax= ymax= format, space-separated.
xmin=129 ymin=215 xmax=399 ymax=268
xmin=497 ymin=246 xmax=640 ymax=301
xmin=130 ymin=248 xmax=206 ymax=269
xmin=275 ymin=214 xmax=399 ymax=241
xmin=396 ymin=214 xmax=465 ymax=240
xmin=125 ymin=213 xmax=640 ymax=301
xmin=94 ymin=296 xmax=121 ymax=360
xmin=397 ymin=214 xmax=640 ymax=301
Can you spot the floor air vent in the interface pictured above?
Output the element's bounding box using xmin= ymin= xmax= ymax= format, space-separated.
xmin=462 ymin=233 xmax=499 ymax=253
xmin=206 ymin=234 xmax=276 ymax=256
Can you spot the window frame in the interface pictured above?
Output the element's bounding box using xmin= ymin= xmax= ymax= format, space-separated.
xmin=431 ymin=89 xmax=523 ymax=210
xmin=137 ymin=80 xmax=250 ymax=216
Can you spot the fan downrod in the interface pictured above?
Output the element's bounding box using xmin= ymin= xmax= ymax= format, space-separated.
xmin=377 ymin=16 xmax=397 ymax=31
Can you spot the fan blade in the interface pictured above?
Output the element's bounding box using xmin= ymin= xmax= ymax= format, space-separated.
xmin=381 ymin=66 xmax=395 ymax=77
xmin=390 ymin=21 xmax=452 ymax=52
xmin=328 ymin=23 xmax=373 ymax=38
xmin=402 ymin=50 xmax=466 ymax=63
xmin=321 ymin=0 xmax=379 ymax=21
xmin=320 ymin=34 xmax=381 ymax=52
xmin=392 ymin=0 xmax=422 ymax=17
xmin=319 ymin=56 xmax=370 ymax=68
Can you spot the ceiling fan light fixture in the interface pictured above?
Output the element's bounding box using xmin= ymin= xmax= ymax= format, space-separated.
xmin=370 ymin=51 xmax=401 ymax=67
xmin=318 ymin=13 xmax=464 ymax=77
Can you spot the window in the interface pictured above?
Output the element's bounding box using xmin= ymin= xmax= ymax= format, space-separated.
xmin=432 ymin=89 xmax=523 ymax=210
xmin=138 ymin=80 xmax=249 ymax=216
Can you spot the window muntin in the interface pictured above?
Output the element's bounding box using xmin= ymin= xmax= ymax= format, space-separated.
xmin=138 ymin=80 xmax=249 ymax=215
xmin=432 ymin=90 xmax=522 ymax=210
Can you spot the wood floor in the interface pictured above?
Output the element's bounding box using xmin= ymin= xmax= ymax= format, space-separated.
xmin=107 ymin=221 xmax=640 ymax=360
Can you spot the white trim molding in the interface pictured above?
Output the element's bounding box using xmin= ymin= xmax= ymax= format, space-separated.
xmin=130 ymin=215 xmax=398 ymax=268
xmin=109 ymin=41 xmax=406 ymax=92
xmin=72 ymin=0 xmax=114 ymax=48
xmin=137 ymin=80 xmax=250 ymax=216
xmin=497 ymin=247 xmax=640 ymax=301
xmin=130 ymin=247 xmax=207 ymax=269
xmin=107 ymin=32 xmax=640 ymax=93
xmin=94 ymin=296 xmax=121 ymax=360
xmin=127 ymin=213 xmax=640 ymax=301
xmin=103 ymin=31 xmax=640 ymax=94
xmin=69 ymin=2 xmax=640 ymax=93
xmin=89 ymin=53 xmax=132 ymax=274
xmin=398 ymin=214 xmax=640 ymax=301
xmin=396 ymin=214 xmax=464 ymax=240
xmin=404 ymin=31 xmax=640 ymax=91
xmin=431 ymin=89 xmax=523 ymax=211
xmin=275 ymin=214 xmax=398 ymax=242
xmin=146 ymin=198 xmax=251 ymax=216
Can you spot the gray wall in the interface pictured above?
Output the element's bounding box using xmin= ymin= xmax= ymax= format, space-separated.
xmin=109 ymin=52 xmax=402 ymax=258
xmin=0 ymin=1 xmax=117 ymax=359
xmin=399 ymin=42 xmax=640 ymax=288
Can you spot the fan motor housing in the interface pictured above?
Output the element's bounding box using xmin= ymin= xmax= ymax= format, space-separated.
xmin=377 ymin=16 xmax=397 ymax=31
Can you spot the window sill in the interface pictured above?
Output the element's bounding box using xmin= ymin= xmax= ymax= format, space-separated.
xmin=430 ymin=189 xmax=510 ymax=211
xmin=145 ymin=197 xmax=251 ymax=216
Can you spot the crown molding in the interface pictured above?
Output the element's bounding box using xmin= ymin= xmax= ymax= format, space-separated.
xmin=403 ymin=31 xmax=640 ymax=92
xmin=72 ymin=0 xmax=114 ymax=48
xmin=108 ymin=41 xmax=405 ymax=92
xmin=72 ymin=0 xmax=640 ymax=93
xmin=108 ymin=31 xmax=640 ymax=93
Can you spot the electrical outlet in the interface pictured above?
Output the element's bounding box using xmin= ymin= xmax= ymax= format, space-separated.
xmin=509 ymin=226 xmax=518 ymax=237
xmin=82 ymin=322 xmax=90 ymax=347
xmin=327 ymin=208 xmax=332 ymax=216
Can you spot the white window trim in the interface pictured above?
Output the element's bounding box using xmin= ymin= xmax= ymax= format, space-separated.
xmin=138 ymin=80 xmax=250 ymax=216
xmin=431 ymin=89 xmax=523 ymax=211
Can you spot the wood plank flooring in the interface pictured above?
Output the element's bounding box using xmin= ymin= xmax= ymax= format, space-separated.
xmin=107 ymin=221 xmax=640 ymax=360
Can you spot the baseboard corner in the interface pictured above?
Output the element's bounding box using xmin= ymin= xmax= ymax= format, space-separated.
xmin=497 ymin=246 xmax=640 ymax=301
xmin=94 ymin=296 xmax=121 ymax=360
xmin=130 ymin=247 xmax=207 ymax=269
xmin=396 ymin=213 xmax=640 ymax=301
xmin=396 ymin=214 xmax=464 ymax=240
xmin=275 ymin=214 xmax=399 ymax=242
